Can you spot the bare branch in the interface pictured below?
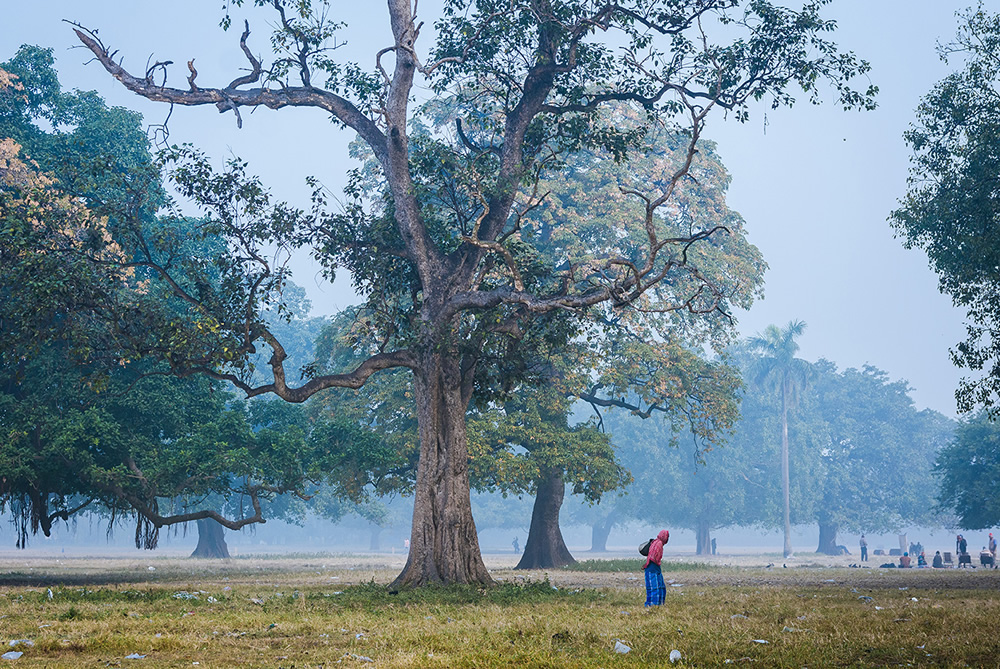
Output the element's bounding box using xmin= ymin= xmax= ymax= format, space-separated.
xmin=186 ymin=59 xmax=199 ymax=91
xmin=69 ymin=22 xmax=388 ymax=164
xmin=228 ymin=20 xmax=263 ymax=89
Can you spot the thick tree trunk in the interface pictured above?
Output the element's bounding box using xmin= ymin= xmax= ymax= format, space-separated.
xmin=816 ymin=521 xmax=840 ymax=555
xmin=391 ymin=354 xmax=492 ymax=588
xmin=516 ymin=469 xmax=576 ymax=569
xmin=190 ymin=519 xmax=230 ymax=558
xmin=781 ymin=375 xmax=793 ymax=558
xmin=590 ymin=510 xmax=617 ymax=552
xmin=695 ymin=517 xmax=712 ymax=556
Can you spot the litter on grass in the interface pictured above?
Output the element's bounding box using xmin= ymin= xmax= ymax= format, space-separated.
xmin=343 ymin=653 xmax=374 ymax=663
xmin=669 ymin=649 xmax=682 ymax=663
xmin=7 ymin=642 xmax=32 ymax=648
xmin=1 ymin=652 xmax=23 ymax=660
xmin=613 ymin=640 xmax=631 ymax=654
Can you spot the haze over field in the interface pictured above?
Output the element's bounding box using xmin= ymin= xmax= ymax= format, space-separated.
xmin=9 ymin=0 xmax=1000 ymax=599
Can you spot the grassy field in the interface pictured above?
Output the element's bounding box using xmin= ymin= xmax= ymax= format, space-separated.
xmin=2 ymin=554 xmax=1000 ymax=667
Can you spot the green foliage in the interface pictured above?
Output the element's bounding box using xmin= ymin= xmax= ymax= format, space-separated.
xmin=936 ymin=412 xmax=1000 ymax=529
xmin=469 ymin=389 xmax=629 ymax=503
xmin=596 ymin=346 xmax=954 ymax=544
xmin=891 ymin=6 xmax=1000 ymax=413
xmin=808 ymin=361 xmax=955 ymax=534
xmin=599 ymin=385 xmax=778 ymax=539
xmin=0 ymin=48 xmax=382 ymax=545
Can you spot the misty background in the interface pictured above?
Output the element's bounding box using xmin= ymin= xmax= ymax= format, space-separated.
xmin=2 ymin=1 xmax=993 ymax=558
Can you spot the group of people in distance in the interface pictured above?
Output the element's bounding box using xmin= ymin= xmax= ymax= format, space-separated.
xmin=641 ymin=529 xmax=1000 ymax=606
xmin=863 ymin=532 xmax=998 ymax=569
xmin=953 ymin=532 xmax=998 ymax=568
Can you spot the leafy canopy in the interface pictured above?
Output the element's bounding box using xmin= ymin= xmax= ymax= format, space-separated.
xmin=891 ymin=5 xmax=1000 ymax=413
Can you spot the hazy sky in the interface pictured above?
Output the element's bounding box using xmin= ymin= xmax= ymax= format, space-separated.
xmin=5 ymin=0 xmax=995 ymax=417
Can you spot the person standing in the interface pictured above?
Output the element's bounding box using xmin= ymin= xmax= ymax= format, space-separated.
xmin=989 ymin=533 xmax=997 ymax=568
xmin=859 ymin=535 xmax=868 ymax=562
xmin=642 ymin=529 xmax=670 ymax=607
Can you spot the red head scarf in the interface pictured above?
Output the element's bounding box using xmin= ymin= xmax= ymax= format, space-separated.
xmin=643 ymin=529 xmax=670 ymax=569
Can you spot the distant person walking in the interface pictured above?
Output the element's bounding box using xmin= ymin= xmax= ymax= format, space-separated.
xmin=859 ymin=535 xmax=868 ymax=562
xmin=990 ymin=533 xmax=997 ymax=568
xmin=512 ymin=536 xmax=520 ymax=554
xmin=642 ymin=529 xmax=670 ymax=607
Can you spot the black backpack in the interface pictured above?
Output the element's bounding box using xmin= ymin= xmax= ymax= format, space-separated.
xmin=639 ymin=538 xmax=654 ymax=556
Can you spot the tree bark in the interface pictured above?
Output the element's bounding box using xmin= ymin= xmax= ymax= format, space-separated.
xmin=190 ymin=518 xmax=230 ymax=558
xmin=516 ymin=468 xmax=576 ymax=569
xmin=590 ymin=510 xmax=618 ymax=552
xmin=781 ymin=374 xmax=793 ymax=558
xmin=816 ymin=521 xmax=840 ymax=555
xmin=695 ymin=517 xmax=712 ymax=556
xmin=391 ymin=353 xmax=493 ymax=588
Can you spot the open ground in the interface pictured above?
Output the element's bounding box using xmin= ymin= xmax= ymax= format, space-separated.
xmin=2 ymin=553 xmax=1000 ymax=667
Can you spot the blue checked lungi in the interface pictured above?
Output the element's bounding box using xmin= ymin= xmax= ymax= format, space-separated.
xmin=644 ymin=563 xmax=665 ymax=606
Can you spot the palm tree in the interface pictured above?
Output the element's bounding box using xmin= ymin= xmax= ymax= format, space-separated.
xmin=746 ymin=321 xmax=809 ymax=558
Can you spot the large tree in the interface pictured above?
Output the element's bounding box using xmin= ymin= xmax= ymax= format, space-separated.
xmin=807 ymin=361 xmax=953 ymax=554
xmin=746 ymin=320 xmax=810 ymax=558
xmin=891 ymin=6 xmax=1000 ymax=414
xmin=68 ymin=1 xmax=874 ymax=586
xmin=0 ymin=51 xmax=382 ymax=547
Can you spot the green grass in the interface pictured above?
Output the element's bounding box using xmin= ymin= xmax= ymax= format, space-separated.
xmin=2 ymin=561 xmax=1000 ymax=667
xmin=564 ymin=558 xmax=713 ymax=572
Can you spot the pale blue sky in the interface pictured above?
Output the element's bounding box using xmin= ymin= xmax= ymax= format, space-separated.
xmin=4 ymin=0 xmax=995 ymax=417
